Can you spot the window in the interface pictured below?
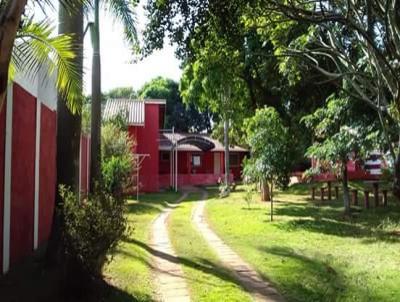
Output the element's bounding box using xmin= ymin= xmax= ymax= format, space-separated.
xmin=192 ymin=154 xmax=201 ymax=167
xmin=161 ymin=152 xmax=170 ymax=161
xmin=229 ymin=153 xmax=240 ymax=167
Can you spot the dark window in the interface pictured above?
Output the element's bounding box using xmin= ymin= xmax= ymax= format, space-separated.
xmin=229 ymin=153 xmax=240 ymax=167
xmin=192 ymin=154 xmax=201 ymax=167
xmin=161 ymin=152 xmax=170 ymax=161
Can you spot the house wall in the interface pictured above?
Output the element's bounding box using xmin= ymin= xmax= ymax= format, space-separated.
xmin=159 ymin=150 xmax=247 ymax=188
xmin=129 ymin=103 xmax=161 ymax=192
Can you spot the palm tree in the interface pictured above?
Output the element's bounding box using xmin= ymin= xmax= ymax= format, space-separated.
xmin=88 ymin=0 xmax=138 ymax=191
xmin=0 ymin=0 xmax=88 ymax=110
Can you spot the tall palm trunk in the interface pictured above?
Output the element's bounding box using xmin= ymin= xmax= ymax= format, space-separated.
xmin=46 ymin=2 xmax=83 ymax=265
xmin=0 ymin=0 xmax=27 ymax=109
xmin=90 ymin=0 xmax=102 ymax=191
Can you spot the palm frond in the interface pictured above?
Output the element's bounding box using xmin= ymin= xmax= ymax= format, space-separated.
xmin=12 ymin=19 xmax=83 ymax=113
xmin=103 ymin=0 xmax=139 ymax=49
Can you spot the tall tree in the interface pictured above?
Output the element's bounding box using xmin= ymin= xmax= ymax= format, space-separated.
xmin=303 ymin=96 xmax=379 ymax=215
xmin=138 ymin=77 xmax=212 ymax=132
xmin=88 ymin=0 xmax=138 ymax=191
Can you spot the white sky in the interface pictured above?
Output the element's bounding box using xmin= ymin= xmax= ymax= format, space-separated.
xmin=83 ymin=2 xmax=182 ymax=95
xmin=34 ymin=1 xmax=182 ymax=95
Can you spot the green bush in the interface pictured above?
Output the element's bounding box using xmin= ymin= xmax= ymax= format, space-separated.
xmin=61 ymin=186 xmax=128 ymax=277
xmin=101 ymin=119 xmax=136 ymax=195
xmin=102 ymin=155 xmax=133 ymax=196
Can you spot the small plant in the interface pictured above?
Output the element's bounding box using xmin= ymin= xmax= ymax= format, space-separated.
xmin=244 ymin=185 xmax=254 ymax=209
xmin=219 ymin=183 xmax=230 ymax=198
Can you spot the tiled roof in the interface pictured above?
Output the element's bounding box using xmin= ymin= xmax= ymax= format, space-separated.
xmin=159 ymin=132 xmax=248 ymax=152
xmin=103 ymin=99 xmax=166 ymax=126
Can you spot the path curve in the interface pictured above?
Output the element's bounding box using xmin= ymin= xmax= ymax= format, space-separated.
xmin=192 ymin=191 xmax=285 ymax=302
xmin=152 ymin=192 xmax=191 ymax=302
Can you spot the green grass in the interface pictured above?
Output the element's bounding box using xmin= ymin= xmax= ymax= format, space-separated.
xmin=168 ymin=192 xmax=253 ymax=302
xmin=104 ymin=191 xmax=181 ymax=302
xmin=205 ymin=184 xmax=400 ymax=302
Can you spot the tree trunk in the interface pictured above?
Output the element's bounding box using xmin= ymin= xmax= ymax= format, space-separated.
xmin=0 ymin=0 xmax=27 ymax=109
xmin=224 ymin=117 xmax=230 ymax=187
xmin=341 ymin=160 xmax=351 ymax=215
xmin=46 ymin=2 xmax=83 ymax=266
xmin=393 ymin=148 xmax=400 ymax=200
xmin=270 ymin=180 xmax=274 ymax=221
xmin=90 ymin=0 xmax=102 ymax=192
xmin=261 ymin=178 xmax=270 ymax=201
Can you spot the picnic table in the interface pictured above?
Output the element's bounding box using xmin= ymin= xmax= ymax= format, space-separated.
xmin=363 ymin=180 xmax=388 ymax=208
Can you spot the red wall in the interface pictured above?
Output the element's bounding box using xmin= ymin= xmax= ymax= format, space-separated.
xmin=130 ymin=103 xmax=160 ymax=192
xmin=0 ymin=98 xmax=6 ymax=273
xmin=38 ymin=104 xmax=56 ymax=246
xmin=10 ymin=84 xmax=36 ymax=265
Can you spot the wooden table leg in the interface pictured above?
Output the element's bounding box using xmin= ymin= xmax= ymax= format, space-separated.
xmin=311 ymin=187 xmax=315 ymax=200
xmin=327 ymin=181 xmax=332 ymax=200
xmin=334 ymin=186 xmax=339 ymax=200
xmin=373 ymin=183 xmax=379 ymax=207
xmin=351 ymin=189 xmax=358 ymax=206
xmin=382 ymin=190 xmax=388 ymax=207
xmin=364 ymin=190 xmax=370 ymax=209
xmin=321 ymin=187 xmax=325 ymax=201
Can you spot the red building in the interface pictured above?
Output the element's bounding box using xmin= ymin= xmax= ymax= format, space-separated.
xmin=103 ymin=99 xmax=248 ymax=192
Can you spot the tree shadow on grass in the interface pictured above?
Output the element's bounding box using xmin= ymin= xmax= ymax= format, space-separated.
xmin=121 ymin=238 xmax=241 ymax=288
xmin=274 ymin=201 xmax=400 ymax=243
xmin=258 ymin=245 xmax=384 ymax=302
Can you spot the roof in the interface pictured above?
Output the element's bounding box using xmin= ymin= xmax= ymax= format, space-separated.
xmin=159 ymin=132 xmax=248 ymax=152
xmin=103 ymin=99 xmax=166 ymax=126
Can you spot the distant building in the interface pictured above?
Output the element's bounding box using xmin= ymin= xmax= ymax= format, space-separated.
xmin=103 ymin=99 xmax=249 ymax=192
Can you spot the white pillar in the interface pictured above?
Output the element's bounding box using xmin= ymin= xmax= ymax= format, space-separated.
xmin=33 ymin=100 xmax=41 ymax=250
xmin=3 ymin=84 xmax=13 ymax=273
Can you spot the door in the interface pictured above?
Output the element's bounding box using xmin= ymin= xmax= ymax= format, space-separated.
xmin=214 ymin=152 xmax=221 ymax=174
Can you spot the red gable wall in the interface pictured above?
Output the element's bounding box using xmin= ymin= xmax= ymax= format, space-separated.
xmin=129 ymin=103 xmax=161 ymax=192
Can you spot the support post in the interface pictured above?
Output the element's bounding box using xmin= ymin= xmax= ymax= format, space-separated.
xmin=364 ymin=190 xmax=370 ymax=209
xmin=373 ymin=183 xmax=379 ymax=207
xmin=327 ymin=181 xmax=332 ymax=200
xmin=311 ymin=187 xmax=315 ymax=200
xmin=382 ymin=190 xmax=388 ymax=207
xmin=320 ymin=187 xmax=325 ymax=201
xmin=334 ymin=186 xmax=339 ymax=200
xmin=351 ymin=189 xmax=358 ymax=206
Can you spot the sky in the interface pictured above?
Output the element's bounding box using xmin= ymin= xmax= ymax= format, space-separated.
xmin=83 ymin=1 xmax=182 ymax=95
xmin=34 ymin=1 xmax=182 ymax=96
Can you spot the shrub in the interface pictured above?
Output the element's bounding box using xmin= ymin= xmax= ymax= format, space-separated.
xmin=101 ymin=119 xmax=136 ymax=195
xmin=61 ymin=186 xmax=128 ymax=277
xmin=102 ymin=155 xmax=133 ymax=196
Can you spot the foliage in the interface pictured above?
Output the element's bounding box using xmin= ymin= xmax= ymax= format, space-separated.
xmin=243 ymin=107 xmax=293 ymax=189
xmin=104 ymin=86 xmax=137 ymax=100
xmin=303 ymin=96 xmax=379 ymax=170
xmin=101 ymin=117 xmax=135 ymax=195
xmin=61 ymin=186 xmax=128 ymax=276
xmin=139 ymin=76 xmax=212 ymax=132
xmin=12 ymin=18 xmax=83 ymax=113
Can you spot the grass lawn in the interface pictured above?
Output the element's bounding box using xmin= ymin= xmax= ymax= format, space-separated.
xmin=205 ymin=184 xmax=400 ymax=302
xmin=168 ymin=192 xmax=253 ymax=302
xmin=104 ymin=191 xmax=181 ymax=302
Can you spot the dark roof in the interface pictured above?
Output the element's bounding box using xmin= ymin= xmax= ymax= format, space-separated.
xmin=159 ymin=132 xmax=248 ymax=152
